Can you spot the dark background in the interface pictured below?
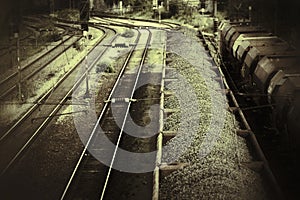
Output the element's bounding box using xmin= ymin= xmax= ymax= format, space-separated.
xmin=0 ymin=0 xmax=300 ymax=47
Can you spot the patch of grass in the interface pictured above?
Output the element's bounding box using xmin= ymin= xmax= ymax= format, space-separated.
xmin=105 ymin=65 xmax=115 ymax=73
xmin=96 ymin=62 xmax=115 ymax=73
xmin=121 ymin=29 xmax=135 ymax=38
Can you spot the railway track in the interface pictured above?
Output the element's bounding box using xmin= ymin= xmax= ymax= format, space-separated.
xmin=100 ymin=14 xmax=180 ymax=28
xmin=60 ymin=28 xmax=155 ymax=200
xmin=0 ymin=33 xmax=32 ymax=58
xmin=93 ymin=16 xmax=173 ymax=29
xmin=91 ymin=13 xmax=180 ymax=29
xmin=0 ymin=25 xmax=117 ymax=179
xmin=0 ymin=17 xmax=41 ymax=58
xmin=0 ymin=12 xmax=280 ymax=199
xmin=0 ymin=24 xmax=82 ymax=100
xmin=0 ymin=16 xmax=74 ymax=64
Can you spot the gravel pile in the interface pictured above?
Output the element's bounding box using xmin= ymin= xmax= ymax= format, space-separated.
xmin=159 ymin=30 xmax=267 ymax=199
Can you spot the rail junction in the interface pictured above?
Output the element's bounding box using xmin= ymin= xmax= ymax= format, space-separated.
xmin=0 ymin=6 xmax=296 ymax=200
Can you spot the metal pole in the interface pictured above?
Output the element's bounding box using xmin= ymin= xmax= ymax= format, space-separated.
xmin=214 ymin=0 xmax=217 ymax=17
xmin=274 ymin=0 xmax=278 ymax=34
xmin=153 ymin=0 xmax=158 ymax=9
xmin=84 ymin=56 xmax=90 ymax=98
xmin=158 ymin=5 xmax=161 ymax=23
xmin=50 ymin=0 xmax=54 ymax=15
xmin=248 ymin=6 xmax=252 ymax=22
xmin=9 ymin=37 xmax=14 ymax=68
xmin=166 ymin=0 xmax=169 ymax=11
xmin=119 ymin=1 xmax=123 ymax=16
xmin=16 ymin=33 xmax=22 ymax=101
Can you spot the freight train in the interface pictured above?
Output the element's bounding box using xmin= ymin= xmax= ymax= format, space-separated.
xmin=218 ymin=21 xmax=300 ymax=152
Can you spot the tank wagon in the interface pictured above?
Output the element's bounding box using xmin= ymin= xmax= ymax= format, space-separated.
xmin=219 ymin=21 xmax=300 ymax=152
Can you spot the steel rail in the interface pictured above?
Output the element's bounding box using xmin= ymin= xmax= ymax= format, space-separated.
xmin=99 ymin=28 xmax=152 ymax=200
xmin=96 ymin=16 xmax=175 ymax=29
xmin=0 ymin=27 xmax=109 ymax=143
xmin=0 ymin=34 xmax=74 ymax=87
xmin=0 ymin=26 xmax=116 ymax=176
xmin=59 ymin=28 xmax=142 ymax=200
xmin=91 ymin=12 xmax=181 ymax=28
xmin=0 ymin=22 xmax=80 ymax=88
xmin=0 ymin=36 xmax=82 ymax=99
xmin=0 ymin=29 xmax=81 ymax=99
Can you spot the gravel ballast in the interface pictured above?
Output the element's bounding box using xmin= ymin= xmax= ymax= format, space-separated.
xmin=159 ymin=29 xmax=267 ymax=200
